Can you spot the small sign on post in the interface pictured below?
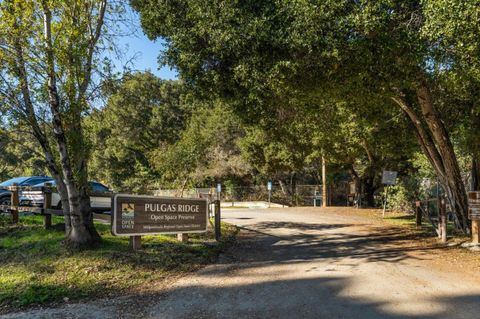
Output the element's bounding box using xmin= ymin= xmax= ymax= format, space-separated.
xmin=112 ymin=195 xmax=208 ymax=250
xmin=216 ymin=183 xmax=222 ymax=201
xmin=381 ymin=171 xmax=398 ymax=185
xmin=267 ymin=181 xmax=272 ymax=207
xmin=382 ymin=170 xmax=397 ymax=217
xmin=415 ymin=201 xmax=422 ymax=227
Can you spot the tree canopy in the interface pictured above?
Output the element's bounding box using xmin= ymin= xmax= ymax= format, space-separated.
xmin=132 ymin=0 xmax=480 ymax=231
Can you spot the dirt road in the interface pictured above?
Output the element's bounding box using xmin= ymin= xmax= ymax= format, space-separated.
xmin=3 ymin=207 xmax=480 ymax=318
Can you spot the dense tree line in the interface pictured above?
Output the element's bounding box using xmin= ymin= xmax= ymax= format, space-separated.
xmin=1 ymin=0 xmax=479 ymax=249
xmin=132 ymin=0 xmax=480 ymax=232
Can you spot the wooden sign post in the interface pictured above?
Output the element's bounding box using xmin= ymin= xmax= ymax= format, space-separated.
xmin=129 ymin=236 xmax=142 ymax=250
xmin=467 ymin=191 xmax=480 ymax=245
xmin=214 ymin=200 xmax=221 ymax=241
xmin=10 ymin=183 xmax=19 ymax=223
xmin=43 ymin=183 xmax=53 ymax=229
xmin=177 ymin=233 xmax=189 ymax=243
xmin=415 ymin=201 xmax=422 ymax=228
xmin=112 ymin=194 xmax=208 ymax=250
xmin=439 ymin=197 xmax=447 ymax=243
xmin=472 ymin=221 xmax=480 ymax=245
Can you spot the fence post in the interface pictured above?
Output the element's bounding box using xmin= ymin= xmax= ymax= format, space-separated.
xmin=43 ymin=183 xmax=52 ymax=229
xmin=10 ymin=183 xmax=19 ymax=223
xmin=415 ymin=201 xmax=422 ymax=228
xmin=439 ymin=197 xmax=447 ymax=243
xmin=215 ymin=200 xmax=221 ymax=241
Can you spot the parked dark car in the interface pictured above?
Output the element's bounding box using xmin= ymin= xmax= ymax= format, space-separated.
xmin=0 ymin=176 xmax=54 ymax=209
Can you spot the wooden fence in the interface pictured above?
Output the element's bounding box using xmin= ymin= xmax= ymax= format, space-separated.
xmin=0 ymin=183 xmax=112 ymax=229
xmin=415 ymin=196 xmax=448 ymax=242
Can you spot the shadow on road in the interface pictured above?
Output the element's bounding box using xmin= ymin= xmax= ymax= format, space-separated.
xmin=221 ymin=221 xmax=436 ymax=266
xmin=137 ymin=219 xmax=478 ymax=319
xmin=141 ymin=276 xmax=480 ymax=319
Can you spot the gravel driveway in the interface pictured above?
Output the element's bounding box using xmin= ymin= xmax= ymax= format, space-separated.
xmin=3 ymin=207 xmax=480 ymax=319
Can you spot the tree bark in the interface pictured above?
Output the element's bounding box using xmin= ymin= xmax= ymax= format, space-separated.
xmin=470 ymin=108 xmax=480 ymax=191
xmin=392 ymin=84 xmax=469 ymax=233
xmin=360 ymin=141 xmax=378 ymax=207
xmin=278 ymin=179 xmax=288 ymax=196
xmin=290 ymin=172 xmax=297 ymax=206
xmin=416 ymin=81 xmax=469 ymax=231
xmin=472 ymin=156 xmax=480 ymax=191
xmin=348 ymin=164 xmax=361 ymax=206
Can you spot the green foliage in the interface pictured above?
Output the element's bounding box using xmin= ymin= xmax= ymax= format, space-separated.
xmin=131 ymin=0 xmax=480 ymax=215
xmin=0 ymin=126 xmax=47 ymax=180
xmin=381 ymin=183 xmax=415 ymax=213
xmin=155 ymin=100 xmax=251 ymax=188
xmin=87 ymin=72 xmax=190 ymax=192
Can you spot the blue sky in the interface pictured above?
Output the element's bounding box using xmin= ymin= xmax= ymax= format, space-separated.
xmin=112 ymin=9 xmax=178 ymax=80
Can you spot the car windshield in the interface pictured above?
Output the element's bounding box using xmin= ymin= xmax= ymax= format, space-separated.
xmin=23 ymin=177 xmax=53 ymax=186
xmin=32 ymin=180 xmax=57 ymax=187
xmin=90 ymin=182 xmax=110 ymax=192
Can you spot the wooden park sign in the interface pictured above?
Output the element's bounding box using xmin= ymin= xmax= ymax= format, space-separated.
xmin=112 ymin=194 xmax=208 ymax=238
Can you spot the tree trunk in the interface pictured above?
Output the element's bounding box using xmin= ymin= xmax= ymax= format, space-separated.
xmin=416 ymin=82 xmax=469 ymax=231
xmin=290 ymin=173 xmax=297 ymax=206
xmin=348 ymin=164 xmax=361 ymax=206
xmin=472 ymin=157 xmax=480 ymax=191
xmin=360 ymin=141 xmax=378 ymax=207
xmin=42 ymin=5 xmax=101 ymax=248
xmin=278 ymin=179 xmax=288 ymax=196
xmin=11 ymin=34 xmax=72 ymax=234
xmin=363 ymin=177 xmax=376 ymax=207
xmin=470 ymin=109 xmax=480 ymax=191
xmin=392 ymin=83 xmax=469 ymax=233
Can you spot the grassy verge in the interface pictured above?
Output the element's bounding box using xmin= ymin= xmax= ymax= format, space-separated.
xmin=0 ymin=215 xmax=237 ymax=312
xmin=382 ymin=211 xmax=467 ymax=240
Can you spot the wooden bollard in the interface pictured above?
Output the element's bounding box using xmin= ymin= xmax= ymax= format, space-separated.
xmin=43 ymin=183 xmax=52 ymax=229
xmin=215 ymin=200 xmax=221 ymax=241
xmin=472 ymin=220 xmax=480 ymax=245
xmin=467 ymin=191 xmax=480 ymax=244
xmin=415 ymin=201 xmax=422 ymax=227
xmin=177 ymin=233 xmax=189 ymax=243
xmin=439 ymin=197 xmax=447 ymax=243
xmin=10 ymin=183 xmax=19 ymax=223
xmin=130 ymin=236 xmax=142 ymax=250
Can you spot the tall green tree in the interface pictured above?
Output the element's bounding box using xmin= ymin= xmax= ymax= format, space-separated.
xmin=87 ymin=72 xmax=190 ymax=193
xmin=133 ymin=0 xmax=478 ymax=231
xmin=155 ymin=100 xmax=251 ymax=190
xmin=0 ymin=125 xmax=47 ymax=180
xmin=0 ymin=0 xmax=115 ymax=248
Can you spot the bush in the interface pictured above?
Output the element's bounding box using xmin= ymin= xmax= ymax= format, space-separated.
xmin=381 ymin=183 xmax=415 ymax=213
